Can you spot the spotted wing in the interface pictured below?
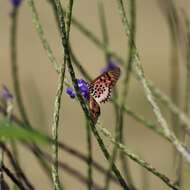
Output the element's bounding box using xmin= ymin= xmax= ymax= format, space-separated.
xmin=89 ymin=96 xmax=100 ymax=124
xmin=89 ymin=67 xmax=121 ymax=104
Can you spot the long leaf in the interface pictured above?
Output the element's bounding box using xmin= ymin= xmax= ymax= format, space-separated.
xmin=0 ymin=119 xmax=50 ymax=145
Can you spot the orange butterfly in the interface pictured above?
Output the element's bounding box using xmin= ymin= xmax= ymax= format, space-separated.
xmin=88 ymin=67 xmax=121 ymax=123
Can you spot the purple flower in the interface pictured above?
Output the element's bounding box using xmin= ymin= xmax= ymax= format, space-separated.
xmin=0 ymin=86 xmax=13 ymax=101
xmin=66 ymin=88 xmax=76 ymax=99
xmin=66 ymin=79 xmax=89 ymax=100
xmin=10 ymin=0 xmax=22 ymax=7
xmin=101 ymin=59 xmax=119 ymax=73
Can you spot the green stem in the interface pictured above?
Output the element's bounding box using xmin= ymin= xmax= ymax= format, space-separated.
xmin=181 ymin=12 xmax=190 ymax=190
xmin=122 ymin=105 xmax=166 ymax=139
xmin=80 ymin=8 xmax=190 ymax=134
xmin=117 ymin=1 xmax=136 ymax=188
xmin=97 ymin=125 xmax=179 ymax=190
xmin=116 ymin=0 xmax=190 ymax=164
xmin=51 ymin=63 xmax=66 ymax=190
xmin=1 ymin=144 xmax=34 ymax=190
xmin=170 ymin=41 xmax=180 ymax=134
xmin=10 ymin=7 xmax=30 ymax=126
xmin=58 ymin=25 xmax=187 ymax=189
xmin=51 ymin=0 xmax=74 ymax=189
xmin=65 ymin=38 xmax=186 ymax=153
xmin=69 ymin=46 xmax=91 ymax=81
xmin=0 ymin=145 xmax=4 ymax=189
xmin=11 ymin=1 xmax=57 ymax=185
xmin=66 ymin=2 xmax=190 ymax=134
xmin=97 ymin=2 xmax=119 ymax=189
xmin=183 ymin=14 xmax=190 ymax=116
xmin=70 ymin=49 xmax=93 ymax=190
xmin=50 ymin=0 xmax=190 ymax=137
xmin=70 ymin=15 xmax=123 ymax=63
xmin=147 ymin=80 xmax=190 ymax=134
xmin=86 ymin=121 xmax=93 ymax=190
xmin=27 ymin=0 xmax=60 ymax=73
xmin=98 ymin=1 xmax=110 ymax=61
xmin=65 ymin=30 xmax=183 ymax=189
xmin=161 ymin=1 xmax=181 ymax=182
xmin=51 ymin=0 xmax=130 ymax=189
xmin=3 ymin=164 xmax=26 ymax=190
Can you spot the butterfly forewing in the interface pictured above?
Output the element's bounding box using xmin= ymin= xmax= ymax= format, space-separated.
xmin=89 ymin=67 xmax=121 ymax=104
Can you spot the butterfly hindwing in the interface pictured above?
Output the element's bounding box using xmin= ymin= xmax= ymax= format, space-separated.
xmin=89 ymin=67 xmax=121 ymax=104
xmin=89 ymin=96 xmax=100 ymax=124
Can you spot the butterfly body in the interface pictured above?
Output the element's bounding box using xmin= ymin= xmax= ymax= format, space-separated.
xmin=88 ymin=67 xmax=121 ymax=123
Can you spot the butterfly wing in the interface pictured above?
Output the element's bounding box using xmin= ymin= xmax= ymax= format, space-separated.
xmin=89 ymin=96 xmax=100 ymax=124
xmin=88 ymin=66 xmax=121 ymax=123
xmin=89 ymin=67 xmax=121 ymax=104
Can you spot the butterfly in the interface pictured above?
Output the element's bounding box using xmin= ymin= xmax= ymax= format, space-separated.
xmin=88 ymin=66 xmax=121 ymax=123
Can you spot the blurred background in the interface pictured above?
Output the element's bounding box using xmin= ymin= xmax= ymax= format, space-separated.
xmin=1 ymin=0 xmax=190 ymax=189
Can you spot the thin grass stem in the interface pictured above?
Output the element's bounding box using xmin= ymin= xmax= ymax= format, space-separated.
xmin=116 ymin=0 xmax=190 ymax=164
xmin=3 ymin=164 xmax=26 ymax=190
xmin=86 ymin=121 xmax=93 ymax=190
xmin=180 ymin=11 xmax=190 ymax=189
xmin=117 ymin=1 xmax=136 ymax=188
xmin=10 ymin=7 xmax=30 ymax=126
xmin=50 ymin=0 xmax=74 ymax=189
xmin=97 ymin=125 xmax=179 ymax=190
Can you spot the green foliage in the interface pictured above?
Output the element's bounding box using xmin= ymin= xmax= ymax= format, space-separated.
xmin=0 ymin=119 xmax=50 ymax=145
